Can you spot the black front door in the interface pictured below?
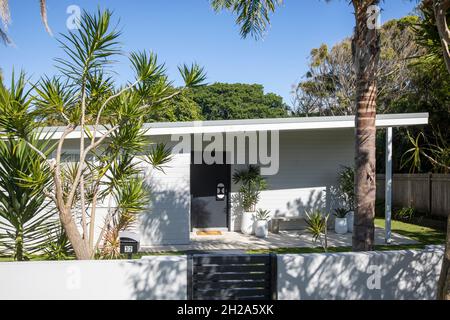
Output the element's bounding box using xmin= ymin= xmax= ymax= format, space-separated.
xmin=191 ymin=152 xmax=230 ymax=229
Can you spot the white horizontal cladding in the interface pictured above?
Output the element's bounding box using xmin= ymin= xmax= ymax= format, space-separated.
xmin=139 ymin=149 xmax=191 ymax=246
xmin=229 ymin=129 xmax=354 ymax=231
xmin=0 ymin=256 xmax=187 ymax=300
xmin=40 ymin=113 xmax=429 ymax=140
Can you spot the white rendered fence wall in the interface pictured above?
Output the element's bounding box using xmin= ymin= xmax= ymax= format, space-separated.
xmin=277 ymin=246 xmax=443 ymax=300
xmin=0 ymin=247 xmax=443 ymax=300
xmin=0 ymin=256 xmax=187 ymax=300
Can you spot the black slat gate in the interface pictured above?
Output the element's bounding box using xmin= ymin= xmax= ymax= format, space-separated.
xmin=187 ymin=254 xmax=277 ymax=300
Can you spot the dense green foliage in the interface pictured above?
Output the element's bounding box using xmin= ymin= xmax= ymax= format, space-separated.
xmin=145 ymin=93 xmax=203 ymax=122
xmin=0 ymin=74 xmax=60 ymax=260
xmin=187 ymin=83 xmax=289 ymax=120
xmin=384 ymin=58 xmax=450 ymax=173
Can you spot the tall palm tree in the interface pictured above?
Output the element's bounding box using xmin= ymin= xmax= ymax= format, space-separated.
xmin=212 ymin=0 xmax=380 ymax=250
xmin=0 ymin=0 xmax=51 ymax=45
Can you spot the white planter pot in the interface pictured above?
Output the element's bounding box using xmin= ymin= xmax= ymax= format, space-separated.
xmin=241 ymin=211 xmax=255 ymax=235
xmin=334 ymin=217 xmax=348 ymax=234
xmin=254 ymin=220 xmax=269 ymax=238
xmin=346 ymin=211 xmax=354 ymax=233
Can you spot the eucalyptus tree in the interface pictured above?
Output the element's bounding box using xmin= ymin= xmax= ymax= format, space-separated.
xmin=212 ymin=0 xmax=381 ymax=250
xmin=2 ymin=9 xmax=206 ymax=260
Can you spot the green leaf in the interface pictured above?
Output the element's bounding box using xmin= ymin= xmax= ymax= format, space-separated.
xmin=144 ymin=143 xmax=173 ymax=173
xmin=178 ymin=63 xmax=207 ymax=88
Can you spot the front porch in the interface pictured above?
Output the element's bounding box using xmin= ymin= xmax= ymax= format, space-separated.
xmin=140 ymin=227 xmax=418 ymax=253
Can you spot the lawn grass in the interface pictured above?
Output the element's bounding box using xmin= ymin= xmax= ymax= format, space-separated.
xmin=0 ymin=257 xmax=13 ymax=262
xmin=374 ymin=218 xmax=446 ymax=245
xmin=0 ymin=255 xmax=65 ymax=262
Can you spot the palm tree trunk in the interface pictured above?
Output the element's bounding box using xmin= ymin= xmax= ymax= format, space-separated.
xmin=437 ymin=214 xmax=450 ymax=299
xmin=351 ymin=0 xmax=380 ymax=251
xmin=430 ymin=0 xmax=450 ymax=300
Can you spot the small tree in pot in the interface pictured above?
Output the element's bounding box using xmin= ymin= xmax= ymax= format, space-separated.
xmin=233 ymin=165 xmax=267 ymax=235
xmin=255 ymin=209 xmax=271 ymax=238
xmin=333 ymin=208 xmax=349 ymax=234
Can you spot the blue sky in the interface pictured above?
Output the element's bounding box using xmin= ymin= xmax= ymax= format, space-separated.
xmin=1 ymin=0 xmax=417 ymax=105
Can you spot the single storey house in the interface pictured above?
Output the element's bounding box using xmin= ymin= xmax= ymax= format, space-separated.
xmin=46 ymin=113 xmax=428 ymax=247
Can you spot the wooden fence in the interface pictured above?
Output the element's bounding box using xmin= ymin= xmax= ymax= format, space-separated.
xmin=376 ymin=174 xmax=450 ymax=217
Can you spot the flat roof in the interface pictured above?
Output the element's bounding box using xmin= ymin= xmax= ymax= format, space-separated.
xmin=42 ymin=113 xmax=429 ymax=139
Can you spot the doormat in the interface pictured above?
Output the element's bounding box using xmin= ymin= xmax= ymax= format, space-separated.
xmin=196 ymin=231 xmax=223 ymax=236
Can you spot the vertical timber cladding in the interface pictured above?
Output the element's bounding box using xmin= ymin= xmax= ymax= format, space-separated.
xmin=188 ymin=254 xmax=277 ymax=300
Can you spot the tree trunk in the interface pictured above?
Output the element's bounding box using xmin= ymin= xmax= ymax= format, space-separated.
xmin=352 ymin=1 xmax=380 ymax=251
xmin=59 ymin=208 xmax=91 ymax=260
xmin=88 ymin=188 xmax=99 ymax=257
xmin=432 ymin=0 xmax=450 ymax=73
xmin=432 ymin=0 xmax=450 ymax=301
xmin=437 ymin=213 xmax=450 ymax=299
xmin=15 ymin=227 xmax=23 ymax=261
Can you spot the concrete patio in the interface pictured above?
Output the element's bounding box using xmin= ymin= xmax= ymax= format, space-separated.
xmin=140 ymin=228 xmax=418 ymax=253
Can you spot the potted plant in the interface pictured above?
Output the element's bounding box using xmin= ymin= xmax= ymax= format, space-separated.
xmin=333 ymin=208 xmax=349 ymax=234
xmin=254 ymin=209 xmax=271 ymax=238
xmin=233 ymin=165 xmax=267 ymax=235
xmin=338 ymin=166 xmax=355 ymax=233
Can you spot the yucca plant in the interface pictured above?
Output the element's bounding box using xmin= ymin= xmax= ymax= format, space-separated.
xmin=99 ymin=167 xmax=151 ymax=259
xmin=0 ymin=134 xmax=57 ymax=260
xmin=0 ymin=73 xmax=59 ymax=260
xmin=401 ymin=130 xmax=450 ymax=174
xmin=305 ymin=210 xmax=329 ymax=252
xmin=255 ymin=209 xmax=271 ymax=221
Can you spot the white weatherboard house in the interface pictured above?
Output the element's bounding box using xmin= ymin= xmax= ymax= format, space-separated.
xmin=47 ymin=113 xmax=428 ymax=247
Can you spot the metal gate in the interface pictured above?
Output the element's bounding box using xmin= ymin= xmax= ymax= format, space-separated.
xmin=187 ymin=254 xmax=277 ymax=300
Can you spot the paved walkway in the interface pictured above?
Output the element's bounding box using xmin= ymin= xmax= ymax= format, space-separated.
xmin=140 ymin=228 xmax=417 ymax=253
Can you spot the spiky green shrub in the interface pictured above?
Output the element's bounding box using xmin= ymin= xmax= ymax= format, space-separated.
xmin=0 ymin=135 xmax=57 ymax=260
xmin=305 ymin=210 xmax=329 ymax=252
